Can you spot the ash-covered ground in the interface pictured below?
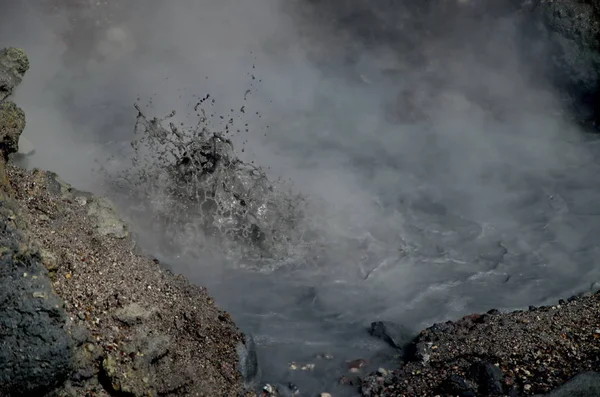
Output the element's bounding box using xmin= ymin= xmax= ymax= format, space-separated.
xmin=3 ymin=0 xmax=600 ymax=396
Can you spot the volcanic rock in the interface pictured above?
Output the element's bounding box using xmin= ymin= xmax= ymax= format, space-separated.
xmin=369 ymin=321 xmax=413 ymax=350
xmin=0 ymin=47 xmax=74 ymax=397
xmin=0 ymin=46 xmax=248 ymax=396
xmin=0 ymin=47 xmax=29 ymax=102
xmin=0 ymin=101 xmax=25 ymax=161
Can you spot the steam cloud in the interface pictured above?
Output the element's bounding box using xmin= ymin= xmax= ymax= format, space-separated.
xmin=3 ymin=0 xmax=600 ymax=393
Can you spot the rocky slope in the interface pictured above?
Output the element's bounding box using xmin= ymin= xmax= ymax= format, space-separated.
xmin=359 ymin=294 xmax=600 ymax=396
xmin=0 ymin=47 xmax=249 ymax=397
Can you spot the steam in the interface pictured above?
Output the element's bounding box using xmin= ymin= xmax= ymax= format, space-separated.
xmin=2 ymin=0 xmax=600 ymax=393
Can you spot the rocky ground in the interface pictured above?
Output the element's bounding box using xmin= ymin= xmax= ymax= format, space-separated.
xmin=0 ymin=47 xmax=250 ymax=397
xmin=360 ymin=296 xmax=600 ymax=396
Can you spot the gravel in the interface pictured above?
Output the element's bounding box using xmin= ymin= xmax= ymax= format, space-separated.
xmin=361 ymin=296 xmax=600 ymax=396
xmin=7 ymin=165 xmax=248 ymax=396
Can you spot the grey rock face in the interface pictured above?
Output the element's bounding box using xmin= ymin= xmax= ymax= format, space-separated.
xmin=0 ymin=101 xmax=26 ymax=160
xmin=0 ymin=45 xmax=73 ymax=396
xmin=0 ymin=47 xmax=29 ymax=102
xmin=525 ymin=0 xmax=600 ymax=125
xmin=237 ymin=333 xmax=260 ymax=389
xmin=0 ymin=218 xmax=74 ymax=396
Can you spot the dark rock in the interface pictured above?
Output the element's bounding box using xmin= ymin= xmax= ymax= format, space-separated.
xmin=0 ymin=101 xmax=25 ymax=160
xmin=430 ymin=321 xmax=456 ymax=334
xmin=369 ymin=321 xmax=412 ymax=350
xmin=472 ymin=362 xmax=504 ymax=396
xmin=0 ymin=217 xmax=74 ymax=396
xmin=113 ymin=302 xmax=153 ymax=326
xmin=340 ymin=375 xmax=361 ymax=387
xmin=413 ymin=341 xmax=433 ymax=364
xmin=438 ymin=374 xmax=477 ymax=397
xmin=568 ymin=295 xmax=579 ymax=302
xmin=524 ymin=0 xmax=600 ymax=127
xmin=0 ymin=47 xmax=29 ymax=101
xmin=348 ymin=358 xmax=368 ymax=370
xmin=237 ymin=333 xmax=260 ymax=389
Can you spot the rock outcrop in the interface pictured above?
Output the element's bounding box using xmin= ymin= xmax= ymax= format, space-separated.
xmin=0 ymin=47 xmax=249 ymax=397
xmin=0 ymin=184 xmax=74 ymax=397
xmin=0 ymin=47 xmax=73 ymax=397
xmin=524 ymin=0 xmax=600 ymax=127
xmin=0 ymin=47 xmax=29 ymax=102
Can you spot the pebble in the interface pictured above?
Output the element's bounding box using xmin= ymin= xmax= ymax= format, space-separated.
xmin=75 ymin=196 xmax=87 ymax=206
xmin=320 ymin=393 xmax=332 ymax=397
xmin=377 ymin=367 xmax=389 ymax=376
xmin=263 ymin=383 xmax=277 ymax=395
xmin=32 ymin=291 xmax=48 ymax=299
xmin=524 ymin=384 xmax=532 ymax=391
xmin=347 ymin=358 xmax=367 ymax=370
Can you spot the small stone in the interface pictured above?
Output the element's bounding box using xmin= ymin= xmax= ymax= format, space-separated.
xmin=301 ymin=363 xmax=315 ymax=371
xmin=87 ymin=197 xmax=128 ymax=239
xmin=524 ymin=384 xmax=532 ymax=391
xmin=288 ymin=362 xmax=298 ymax=370
xmin=347 ymin=358 xmax=367 ymax=370
xmin=369 ymin=321 xmax=412 ymax=349
xmin=288 ymin=383 xmax=299 ymax=394
xmin=113 ymin=303 xmax=152 ymax=326
xmin=33 ymin=291 xmax=48 ymax=299
xmin=263 ymin=383 xmax=277 ymax=395
xmin=377 ymin=368 xmax=389 ymax=376
xmin=320 ymin=393 xmax=332 ymax=397
xmin=439 ymin=374 xmax=476 ymax=397
xmin=339 ymin=375 xmax=360 ymax=386
xmin=40 ymin=249 xmax=58 ymax=271
xmin=75 ymin=196 xmax=87 ymax=206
